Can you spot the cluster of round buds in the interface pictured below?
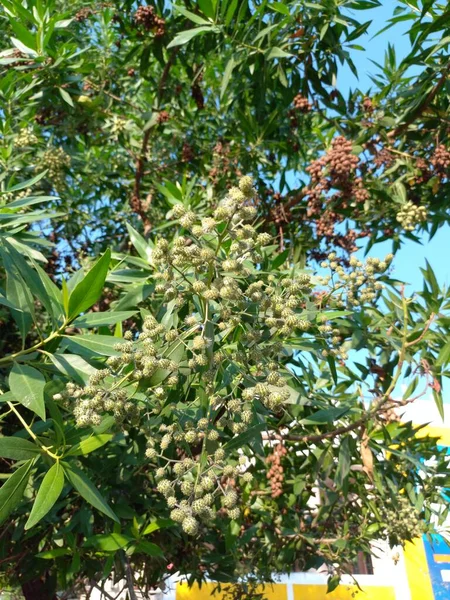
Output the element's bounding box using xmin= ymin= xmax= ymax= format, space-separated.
xmin=106 ymin=332 xmax=179 ymax=388
xmin=321 ymin=252 xmax=392 ymax=308
xmin=396 ymin=201 xmax=427 ymax=231
xmin=261 ymin=274 xmax=312 ymax=336
xmin=242 ymin=383 xmax=291 ymax=411
xmin=430 ymin=144 xmax=450 ymax=178
xmin=266 ymin=440 xmax=287 ymax=498
xmin=134 ymin=5 xmax=165 ymax=36
xmin=380 ymin=496 xmax=424 ymax=545
xmin=213 ymin=176 xmax=257 ymax=222
xmin=148 ymin=424 xmax=251 ymax=534
xmin=293 ymin=93 xmax=312 ymax=113
xmin=318 ymin=323 xmax=346 ymax=359
xmin=1 ymin=188 xmax=32 ymax=205
xmin=39 ymin=147 xmax=71 ymax=189
xmin=54 ymin=370 xmax=140 ymax=428
xmin=15 ymin=128 xmax=38 ymax=148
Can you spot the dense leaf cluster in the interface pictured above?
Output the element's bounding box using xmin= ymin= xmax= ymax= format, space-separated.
xmin=0 ymin=1 xmax=449 ymax=599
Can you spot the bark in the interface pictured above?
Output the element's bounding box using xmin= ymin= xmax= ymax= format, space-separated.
xmin=22 ymin=576 xmax=58 ymax=600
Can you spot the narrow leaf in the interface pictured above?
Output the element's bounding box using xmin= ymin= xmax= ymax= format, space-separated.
xmin=25 ymin=462 xmax=64 ymax=529
xmin=66 ymin=434 xmax=114 ymax=457
xmin=0 ymin=460 xmax=33 ymax=524
xmin=9 ymin=363 xmax=46 ymax=421
xmin=62 ymin=462 xmax=119 ymax=522
xmin=0 ymin=437 xmax=40 ymax=460
xmin=67 ymin=249 xmax=111 ymax=319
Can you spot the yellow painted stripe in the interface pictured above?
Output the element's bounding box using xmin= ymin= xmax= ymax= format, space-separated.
xmin=177 ymin=582 xmax=398 ymax=600
xmin=433 ymin=553 xmax=450 ymax=563
xmin=176 ymin=582 xmax=287 ymax=600
xmin=292 ymin=584 xmax=395 ymax=600
xmin=416 ymin=425 xmax=450 ymax=446
xmin=404 ymin=538 xmax=435 ymax=600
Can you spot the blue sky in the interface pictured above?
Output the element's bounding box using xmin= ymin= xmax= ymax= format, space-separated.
xmin=337 ymin=1 xmax=449 ymax=291
xmin=337 ymin=1 xmax=450 ymax=403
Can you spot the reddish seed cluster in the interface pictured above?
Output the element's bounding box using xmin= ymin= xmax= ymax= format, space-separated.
xmin=75 ymin=7 xmax=93 ymax=22
xmin=157 ymin=111 xmax=170 ymax=124
xmin=289 ymin=94 xmax=312 ymax=126
xmin=191 ymin=82 xmax=205 ymax=110
xmin=327 ymin=137 xmax=359 ymax=180
xmin=182 ymin=142 xmax=194 ymax=162
xmin=293 ymin=93 xmax=312 ymax=113
xmin=414 ymin=158 xmax=432 ymax=185
xmin=301 ymin=137 xmax=368 ymax=251
xmin=209 ymin=141 xmax=232 ymax=183
xmin=430 ymin=144 xmax=450 ymax=178
xmin=372 ymin=146 xmax=394 ymax=169
xmin=361 ymin=97 xmax=375 ymax=115
xmin=134 ymin=5 xmax=165 ymax=37
xmin=266 ymin=441 xmax=287 ymax=498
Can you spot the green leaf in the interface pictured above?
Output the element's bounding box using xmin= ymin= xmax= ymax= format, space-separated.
xmin=0 ymin=460 xmax=33 ymax=525
xmin=66 ymin=434 xmax=114 ymax=457
xmin=433 ymin=389 xmax=444 ymax=421
xmin=271 ymin=249 xmax=289 ymax=269
xmin=25 ymin=462 xmax=64 ymax=529
xmin=0 ymin=437 xmax=40 ymax=460
xmin=5 ymin=269 xmax=33 ymax=341
xmin=49 ymin=353 xmax=97 ymax=385
xmin=223 ymin=423 xmax=265 ymax=452
xmin=134 ymin=540 xmax=164 ymax=557
xmin=167 ymin=26 xmax=214 ymax=48
xmin=62 ymin=334 xmax=124 ymax=357
xmin=436 ymin=340 xmax=450 ymax=368
xmin=62 ymin=462 xmax=119 ymax=522
xmin=72 ymin=311 xmax=137 ymax=328
xmin=125 ymin=223 xmax=153 ymax=262
xmin=1 ymin=241 xmax=55 ymax=321
xmin=59 ymin=87 xmax=74 ymax=108
xmin=142 ymin=518 xmax=173 ymax=536
xmin=220 ymin=56 xmax=236 ymax=99
xmin=4 ymin=171 xmax=48 ymax=193
xmin=8 ymin=19 xmax=37 ymax=52
xmin=301 ymin=406 xmax=350 ymax=424
xmin=67 ymin=249 xmax=111 ymax=320
xmin=269 ymin=2 xmax=291 ymax=16
xmin=265 ymin=47 xmax=293 ymax=60
xmin=175 ymin=5 xmax=211 ymax=25
xmin=335 ymin=437 xmax=351 ymax=489
xmin=9 ymin=363 xmax=46 ymax=421
xmin=327 ymin=574 xmax=340 ymax=593
xmin=36 ymin=548 xmax=71 ymax=559
xmin=84 ymin=533 xmax=132 ymax=552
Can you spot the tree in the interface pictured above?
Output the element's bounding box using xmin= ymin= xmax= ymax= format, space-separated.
xmin=0 ymin=1 xmax=449 ymax=599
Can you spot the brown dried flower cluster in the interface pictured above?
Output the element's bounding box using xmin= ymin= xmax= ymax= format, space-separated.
xmin=266 ymin=441 xmax=287 ymax=498
xmin=430 ymin=144 xmax=450 ymax=178
xmin=303 ymin=137 xmax=369 ymax=252
xmin=134 ymin=5 xmax=165 ymax=37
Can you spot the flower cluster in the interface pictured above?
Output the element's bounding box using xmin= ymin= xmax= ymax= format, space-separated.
xmin=15 ymin=128 xmax=38 ymax=148
xmin=39 ymin=147 xmax=71 ymax=189
xmin=396 ymin=201 xmax=427 ymax=232
xmin=58 ymin=176 xmax=396 ymax=537
xmin=320 ymin=252 xmax=392 ymax=307
xmin=380 ymin=496 xmax=424 ymax=545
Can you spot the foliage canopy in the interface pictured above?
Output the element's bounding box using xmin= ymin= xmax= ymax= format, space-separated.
xmin=0 ymin=1 xmax=449 ymax=599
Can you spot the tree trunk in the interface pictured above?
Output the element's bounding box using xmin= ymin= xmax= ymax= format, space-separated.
xmin=22 ymin=576 xmax=58 ymax=600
